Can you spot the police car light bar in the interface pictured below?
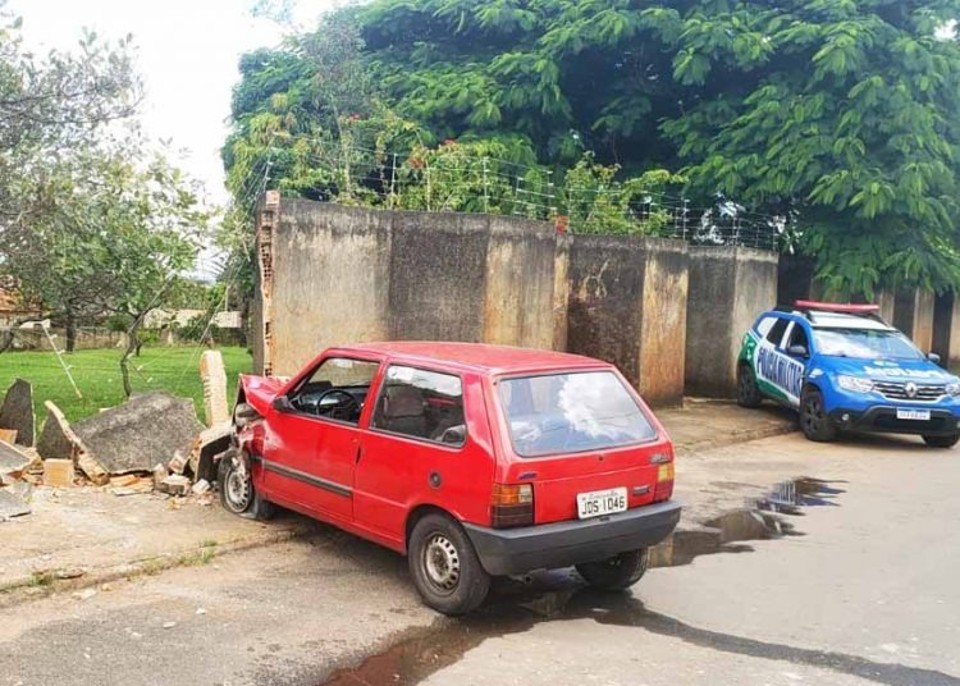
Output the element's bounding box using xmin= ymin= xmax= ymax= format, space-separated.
xmin=794 ymin=300 xmax=880 ymax=314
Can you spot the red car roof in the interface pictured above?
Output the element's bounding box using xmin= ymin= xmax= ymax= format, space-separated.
xmin=333 ymin=341 xmax=609 ymax=375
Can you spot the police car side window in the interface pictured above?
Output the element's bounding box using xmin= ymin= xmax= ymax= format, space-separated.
xmin=755 ymin=316 xmax=776 ymax=338
xmin=788 ymin=325 xmax=809 ymax=349
xmin=766 ymin=318 xmax=789 ymax=346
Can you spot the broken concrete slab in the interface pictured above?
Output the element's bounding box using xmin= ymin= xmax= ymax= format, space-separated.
xmin=200 ymin=350 xmax=229 ymax=427
xmin=0 ymin=440 xmax=31 ymax=480
xmin=0 ymin=378 xmax=34 ymax=447
xmin=168 ymin=449 xmax=188 ymax=475
xmin=72 ymin=392 xmax=203 ymax=476
xmin=36 ymin=401 xmax=82 ymax=462
xmin=35 ymin=401 xmax=109 ymax=485
xmin=157 ymin=474 xmax=191 ymax=497
xmin=9 ymin=479 xmax=32 ymax=503
xmin=109 ymin=474 xmax=152 ymax=496
xmin=0 ymin=488 xmax=30 ymax=519
xmin=190 ymin=421 xmax=233 ymax=483
xmin=152 ymin=463 xmax=168 ymax=490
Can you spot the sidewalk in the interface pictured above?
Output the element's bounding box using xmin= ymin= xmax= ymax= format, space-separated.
xmin=0 ymin=400 xmax=796 ymax=605
xmin=659 ymin=399 xmax=796 ymax=456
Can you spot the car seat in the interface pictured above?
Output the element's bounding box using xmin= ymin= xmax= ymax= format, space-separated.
xmin=380 ymin=385 xmax=427 ymax=437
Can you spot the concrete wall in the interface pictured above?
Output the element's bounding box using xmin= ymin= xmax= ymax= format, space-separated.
xmin=256 ymin=199 xmax=803 ymax=404
xmin=894 ymin=289 xmax=936 ymax=353
xmin=932 ymin=292 xmax=955 ymax=364
xmin=271 ymin=201 xmax=392 ymax=374
xmin=483 ymin=216 xmax=559 ymax=349
xmin=254 ymin=199 xmax=693 ymax=405
xmin=637 ymin=240 xmax=689 ymax=406
xmin=564 ymin=237 xmax=688 ymax=406
xmin=256 ymin=200 xmax=560 ymax=377
xmin=11 ymin=327 xmax=127 ymax=352
xmin=685 ymin=247 xmax=779 ymax=397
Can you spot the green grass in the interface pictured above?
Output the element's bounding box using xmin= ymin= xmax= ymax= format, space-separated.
xmin=0 ymin=346 xmax=252 ymax=423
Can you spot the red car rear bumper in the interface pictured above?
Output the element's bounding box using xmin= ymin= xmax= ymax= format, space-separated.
xmin=463 ymin=500 xmax=681 ymax=576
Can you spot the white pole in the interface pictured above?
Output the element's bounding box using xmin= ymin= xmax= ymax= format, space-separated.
xmin=43 ymin=321 xmax=82 ymax=399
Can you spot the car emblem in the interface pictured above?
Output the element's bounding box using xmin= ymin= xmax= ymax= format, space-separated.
xmin=905 ymin=382 xmax=918 ymax=398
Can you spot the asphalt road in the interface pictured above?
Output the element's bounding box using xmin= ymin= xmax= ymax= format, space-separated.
xmin=2 ymin=431 xmax=959 ymax=686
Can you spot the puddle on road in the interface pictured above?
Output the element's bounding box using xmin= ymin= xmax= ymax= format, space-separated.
xmin=319 ymin=477 xmax=845 ymax=686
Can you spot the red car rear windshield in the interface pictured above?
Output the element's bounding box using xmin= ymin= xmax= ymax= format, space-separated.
xmin=498 ymin=371 xmax=657 ymax=457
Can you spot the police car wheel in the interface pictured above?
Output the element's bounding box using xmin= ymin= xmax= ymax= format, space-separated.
xmin=800 ymin=388 xmax=837 ymax=442
xmin=737 ymin=364 xmax=763 ymax=408
xmin=922 ymin=434 xmax=960 ymax=449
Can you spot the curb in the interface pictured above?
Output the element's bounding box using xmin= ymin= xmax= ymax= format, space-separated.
xmin=0 ymin=523 xmax=313 ymax=609
xmin=673 ymin=421 xmax=796 ymax=457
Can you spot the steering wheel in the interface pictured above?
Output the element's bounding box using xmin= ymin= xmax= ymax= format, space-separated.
xmin=316 ymin=389 xmax=361 ymax=421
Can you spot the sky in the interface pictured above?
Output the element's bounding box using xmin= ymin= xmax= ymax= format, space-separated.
xmin=8 ymin=0 xmax=334 ymax=207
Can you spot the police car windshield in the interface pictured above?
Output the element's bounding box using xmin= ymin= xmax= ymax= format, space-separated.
xmin=812 ymin=328 xmax=923 ymax=360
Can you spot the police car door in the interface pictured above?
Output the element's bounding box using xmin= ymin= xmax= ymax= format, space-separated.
xmin=754 ymin=317 xmax=804 ymax=409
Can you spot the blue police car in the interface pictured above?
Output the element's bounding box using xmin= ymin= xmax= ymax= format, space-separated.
xmin=737 ymin=301 xmax=960 ymax=447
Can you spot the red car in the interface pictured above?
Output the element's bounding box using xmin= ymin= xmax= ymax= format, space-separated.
xmin=219 ymin=342 xmax=680 ymax=615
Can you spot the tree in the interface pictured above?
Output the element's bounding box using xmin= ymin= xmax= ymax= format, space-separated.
xmin=225 ymin=1 xmax=960 ymax=296
xmin=0 ymin=9 xmax=144 ymax=348
xmin=0 ymin=11 xmax=140 ymax=218
xmin=2 ymin=142 xmax=208 ymax=397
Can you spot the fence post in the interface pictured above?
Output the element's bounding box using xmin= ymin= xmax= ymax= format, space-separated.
xmin=482 ymin=157 xmax=490 ymax=214
xmin=390 ymin=153 xmax=398 ymax=209
xmin=547 ymin=170 xmax=556 ymax=222
xmin=681 ymin=198 xmax=689 ymax=241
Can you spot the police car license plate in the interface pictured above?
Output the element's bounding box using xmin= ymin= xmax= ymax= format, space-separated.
xmin=577 ymin=488 xmax=628 ymax=520
xmin=896 ymin=409 xmax=930 ymax=421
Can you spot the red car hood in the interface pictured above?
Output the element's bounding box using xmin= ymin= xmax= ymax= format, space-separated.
xmin=238 ymin=373 xmax=287 ymax=415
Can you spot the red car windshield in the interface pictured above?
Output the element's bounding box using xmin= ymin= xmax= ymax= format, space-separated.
xmin=498 ymin=371 xmax=657 ymax=457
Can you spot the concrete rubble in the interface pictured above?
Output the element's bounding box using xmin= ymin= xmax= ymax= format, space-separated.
xmin=0 ymin=431 xmax=36 ymax=518
xmin=42 ymin=458 xmax=75 ymax=488
xmin=0 ymin=378 xmax=35 ymax=447
xmin=200 ymin=350 xmax=230 ymax=427
xmin=1 ymin=439 xmax=32 ymax=481
xmin=0 ymin=487 xmax=30 ymax=519
xmin=157 ymin=474 xmax=191 ymax=497
xmin=0 ymin=359 xmax=240 ymax=524
xmin=71 ymin=392 xmax=203 ymax=476
xmin=187 ymin=422 xmax=234 ymax=483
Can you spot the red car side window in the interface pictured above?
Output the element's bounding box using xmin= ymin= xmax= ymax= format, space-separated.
xmin=371 ymin=365 xmax=466 ymax=446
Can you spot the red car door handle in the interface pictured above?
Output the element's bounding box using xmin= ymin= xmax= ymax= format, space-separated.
xmin=355 ymin=445 xmax=363 ymax=464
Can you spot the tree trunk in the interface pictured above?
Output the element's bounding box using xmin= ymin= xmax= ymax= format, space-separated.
xmin=120 ymin=317 xmax=142 ymax=398
xmin=65 ymin=311 xmax=77 ymax=353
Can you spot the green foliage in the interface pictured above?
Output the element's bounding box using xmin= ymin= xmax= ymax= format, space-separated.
xmin=3 ymin=145 xmax=209 ymax=325
xmin=178 ymin=315 xmax=223 ymax=344
xmin=223 ymin=0 xmax=960 ymax=295
xmin=561 ymin=153 xmax=685 ymax=235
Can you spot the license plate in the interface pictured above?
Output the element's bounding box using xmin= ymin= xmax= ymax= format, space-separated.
xmin=897 ymin=408 xmax=931 ymax=421
xmin=576 ymin=487 xmax=628 ymax=520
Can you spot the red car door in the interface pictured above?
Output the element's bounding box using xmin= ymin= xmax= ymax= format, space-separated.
xmin=354 ymin=364 xmax=494 ymax=548
xmin=262 ymin=355 xmax=381 ymax=525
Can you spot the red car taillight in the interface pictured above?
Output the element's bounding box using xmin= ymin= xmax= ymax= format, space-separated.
xmin=653 ymin=462 xmax=674 ymax=503
xmin=491 ymin=483 xmax=534 ymax=528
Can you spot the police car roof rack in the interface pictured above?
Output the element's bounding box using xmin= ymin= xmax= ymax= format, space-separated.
xmin=787 ymin=300 xmax=887 ymax=324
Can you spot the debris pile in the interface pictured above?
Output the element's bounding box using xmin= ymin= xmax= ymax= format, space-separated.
xmin=0 ymin=437 xmax=35 ymax=519
xmin=1 ymin=378 xmax=40 ymax=519
xmin=0 ymin=350 xmax=237 ymax=520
